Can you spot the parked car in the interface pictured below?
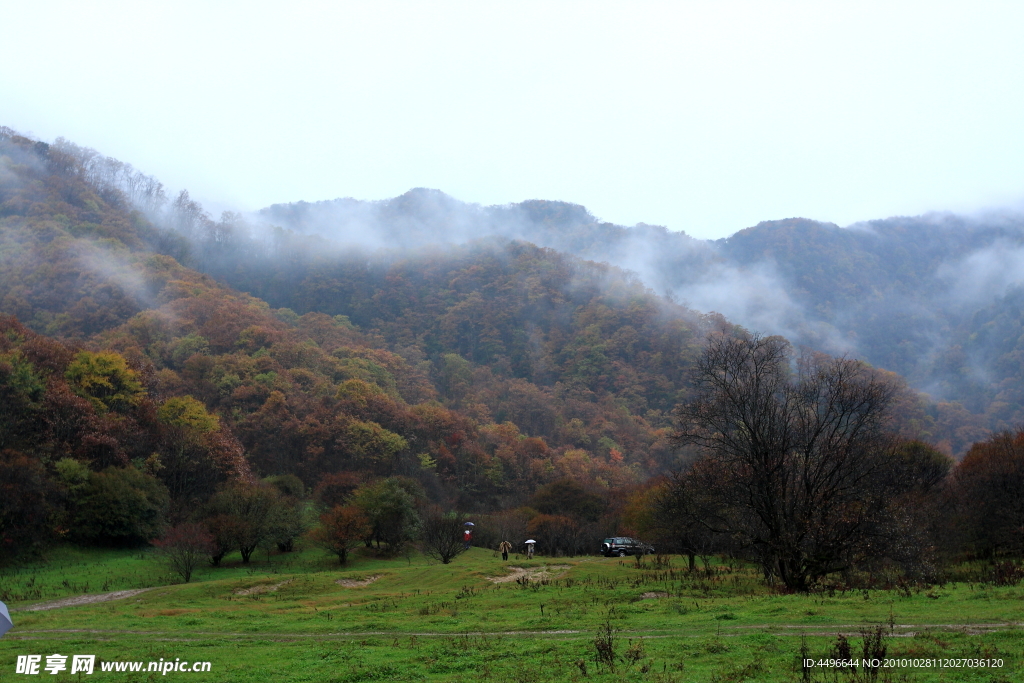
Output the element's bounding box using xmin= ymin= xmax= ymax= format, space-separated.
xmin=600 ymin=537 xmax=654 ymax=557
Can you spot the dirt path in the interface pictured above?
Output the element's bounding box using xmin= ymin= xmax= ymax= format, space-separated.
xmin=336 ymin=575 xmax=381 ymax=587
xmin=488 ymin=565 xmax=569 ymax=584
xmin=16 ymin=573 xmax=382 ymax=611
xmin=235 ymin=579 xmax=292 ymax=596
xmin=7 ymin=622 xmax=1023 ymax=642
xmin=19 ymin=589 xmax=152 ymax=612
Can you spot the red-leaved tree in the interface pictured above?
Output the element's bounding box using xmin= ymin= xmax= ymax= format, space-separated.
xmin=310 ymin=505 xmax=370 ymax=565
xmin=153 ymin=522 xmax=216 ymax=583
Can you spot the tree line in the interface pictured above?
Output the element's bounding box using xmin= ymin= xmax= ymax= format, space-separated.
xmin=630 ymin=334 xmax=1023 ymax=591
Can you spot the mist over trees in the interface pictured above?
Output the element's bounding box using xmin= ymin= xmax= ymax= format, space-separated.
xmin=256 ymin=193 xmax=1024 ymax=452
xmin=3 ymin=125 xmax=1024 ymax=589
xmin=25 ymin=123 xmax=1016 ymax=451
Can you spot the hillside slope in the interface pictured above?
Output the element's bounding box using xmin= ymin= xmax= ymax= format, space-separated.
xmin=260 ymin=193 xmax=1024 ymax=444
xmin=0 ymin=129 xmax=728 ymax=520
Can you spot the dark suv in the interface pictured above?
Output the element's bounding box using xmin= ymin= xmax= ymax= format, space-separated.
xmin=601 ymin=537 xmax=654 ymax=557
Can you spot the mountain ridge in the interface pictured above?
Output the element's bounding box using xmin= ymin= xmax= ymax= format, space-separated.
xmin=256 ymin=189 xmax=1024 ymax=444
xmin=1 ymin=127 xmax=1008 ymax=457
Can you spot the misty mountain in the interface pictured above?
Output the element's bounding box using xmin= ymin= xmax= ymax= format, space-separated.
xmin=258 ymin=190 xmax=716 ymax=284
xmin=0 ymin=129 xmax=737 ymax=512
xmin=1 ymin=126 xmax=1008 ymax=456
xmin=260 ymin=192 xmax=1024 ymax=439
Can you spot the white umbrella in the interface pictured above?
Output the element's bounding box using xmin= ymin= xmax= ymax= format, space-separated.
xmin=0 ymin=601 xmax=12 ymax=638
xmin=524 ymin=539 xmax=536 ymax=544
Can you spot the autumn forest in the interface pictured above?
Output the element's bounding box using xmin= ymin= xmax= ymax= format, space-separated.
xmin=1 ymin=126 xmax=1022 ymax=590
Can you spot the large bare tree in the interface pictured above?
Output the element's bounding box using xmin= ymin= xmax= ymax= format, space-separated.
xmin=420 ymin=509 xmax=469 ymax=564
xmin=673 ymin=334 xmax=899 ymax=591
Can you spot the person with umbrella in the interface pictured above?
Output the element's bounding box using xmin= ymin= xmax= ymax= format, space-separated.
xmin=525 ymin=539 xmax=536 ymax=559
xmin=463 ymin=521 xmax=474 ymax=550
xmin=0 ymin=600 xmax=12 ymax=639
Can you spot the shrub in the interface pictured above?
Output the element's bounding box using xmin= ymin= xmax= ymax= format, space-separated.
xmin=71 ymin=466 xmax=169 ymax=546
xmin=154 ymin=523 xmax=216 ymax=582
xmin=420 ymin=510 xmax=468 ymax=564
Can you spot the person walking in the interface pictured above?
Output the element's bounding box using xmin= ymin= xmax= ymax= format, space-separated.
xmin=498 ymin=540 xmax=512 ymax=561
xmin=525 ymin=539 xmax=536 ymax=559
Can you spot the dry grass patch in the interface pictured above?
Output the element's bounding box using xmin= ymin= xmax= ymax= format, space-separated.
xmin=235 ymin=579 xmax=293 ymax=596
xmin=488 ymin=565 xmax=570 ymax=583
xmin=20 ymin=588 xmax=152 ymax=612
xmin=336 ymin=574 xmax=382 ymax=588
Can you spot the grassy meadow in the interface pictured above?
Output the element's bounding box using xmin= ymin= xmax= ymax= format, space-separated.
xmin=1 ymin=545 xmax=1021 ymax=682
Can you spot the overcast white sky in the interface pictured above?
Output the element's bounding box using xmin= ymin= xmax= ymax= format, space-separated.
xmin=2 ymin=1 xmax=1023 ymax=239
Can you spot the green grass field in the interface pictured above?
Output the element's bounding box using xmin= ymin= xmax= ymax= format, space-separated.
xmin=1 ymin=545 xmax=1021 ymax=681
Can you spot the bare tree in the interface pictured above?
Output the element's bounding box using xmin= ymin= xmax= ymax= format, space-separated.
xmin=170 ymin=189 xmax=210 ymax=238
xmin=475 ymin=509 xmax=529 ymax=551
xmin=673 ymin=334 xmax=899 ymax=591
xmin=653 ymin=470 xmax=724 ymax=572
xmin=526 ymin=513 xmax=588 ymax=557
xmin=420 ymin=509 xmax=468 ymax=564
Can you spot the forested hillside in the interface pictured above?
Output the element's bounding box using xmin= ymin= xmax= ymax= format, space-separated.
xmin=0 ymin=128 xmax=733 ymax=560
xmin=5 ymin=126 xmax=1022 ymax=579
xmin=717 ymin=217 xmax=1024 ymax=428
xmin=262 ymin=194 xmax=1024 ymax=448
